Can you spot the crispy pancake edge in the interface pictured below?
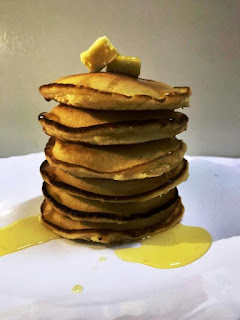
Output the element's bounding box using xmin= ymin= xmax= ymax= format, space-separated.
xmin=42 ymin=185 xmax=179 ymax=223
xmin=39 ymin=73 xmax=191 ymax=110
xmin=45 ymin=137 xmax=187 ymax=180
xmin=41 ymin=159 xmax=188 ymax=202
xmin=41 ymin=197 xmax=184 ymax=244
xmin=39 ymin=111 xmax=188 ymax=144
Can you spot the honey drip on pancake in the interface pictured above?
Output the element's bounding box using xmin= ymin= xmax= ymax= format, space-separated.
xmin=0 ymin=216 xmax=59 ymax=257
xmin=114 ymin=224 xmax=211 ymax=268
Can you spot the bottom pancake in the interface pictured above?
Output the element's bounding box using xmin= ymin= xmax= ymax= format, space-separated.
xmin=41 ymin=197 xmax=184 ymax=244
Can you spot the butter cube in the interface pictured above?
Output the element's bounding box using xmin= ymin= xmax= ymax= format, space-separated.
xmin=106 ymin=55 xmax=141 ymax=77
xmin=80 ymin=36 xmax=119 ymax=72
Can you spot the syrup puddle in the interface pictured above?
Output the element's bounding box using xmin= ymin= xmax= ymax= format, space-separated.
xmin=0 ymin=215 xmax=59 ymax=256
xmin=0 ymin=216 xmax=211 ymax=269
xmin=72 ymin=284 xmax=83 ymax=293
xmin=114 ymin=223 xmax=212 ymax=268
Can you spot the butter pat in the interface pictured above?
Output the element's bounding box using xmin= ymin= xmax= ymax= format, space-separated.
xmin=107 ymin=55 xmax=141 ymax=77
xmin=80 ymin=36 xmax=118 ymax=72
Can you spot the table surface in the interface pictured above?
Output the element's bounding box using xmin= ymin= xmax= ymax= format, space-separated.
xmin=0 ymin=153 xmax=239 ymax=320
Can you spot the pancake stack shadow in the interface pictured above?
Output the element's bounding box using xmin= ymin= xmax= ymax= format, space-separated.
xmin=38 ymin=72 xmax=191 ymax=244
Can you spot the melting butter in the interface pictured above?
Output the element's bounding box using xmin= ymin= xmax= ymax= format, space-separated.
xmin=72 ymin=284 xmax=83 ymax=293
xmin=80 ymin=36 xmax=141 ymax=77
xmin=0 ymin=216 xmax=59 ymax=257
xmin=115 ymin=224 xmax=212 ymax=268
xmin=80 ymin=36 xmax=118 ymax=72
xmin=107 ymin=55 xmax=141 ymax=77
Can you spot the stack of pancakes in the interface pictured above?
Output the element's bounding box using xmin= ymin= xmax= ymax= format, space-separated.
xmin=38 ymin=72 xmax=191 ymax=244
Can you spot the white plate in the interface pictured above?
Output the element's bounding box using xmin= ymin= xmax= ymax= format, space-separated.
xmin=0 ymin=153 xmax=240 ymax=320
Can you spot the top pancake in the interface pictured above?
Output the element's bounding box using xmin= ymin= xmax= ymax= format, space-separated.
xmin=39 ymin=72 xmax=191 ymax=111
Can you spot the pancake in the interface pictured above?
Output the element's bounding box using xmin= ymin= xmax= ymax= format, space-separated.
xmin=39 ymin=105 xmax=188 ymax=144
xmin=43 ymin=182 xmax=178 ymax=220
xmin=45 ymin=137 xmax=187 ymax=180
xmin=41 ymin=159 xmax=188 ymax=202
xmin=39 ymin=72 xmax=191 ymax=111
xmin=41 ymin=196 xmax=184 ymax=243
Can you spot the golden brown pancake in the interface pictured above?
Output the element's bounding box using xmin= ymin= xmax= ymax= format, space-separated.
xmin=39 ymin=105 xmax=188 ymax=144
xmin=41 ymin=196 xmax=184 ymax=243
xmin=38 ymin=70 xmax=191 ymax=244
xmin=43 ymin=182 xmax=178 ymax=220
xmin=45 ymin=137 xmax=187 ymax=180
xmin=41 ymin=159 xmax=188 ymax=202
xmin=39 ymin=72 xmax=191 ymax=111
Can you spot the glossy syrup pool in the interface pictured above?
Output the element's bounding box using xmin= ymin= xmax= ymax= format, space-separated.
xmin=0 ymin=215 xmax=59 ymax=257
xmin=0 ymin=216 xmax=211 ymax=268
xmin=114 ymin=223 xmax=212 ymax=268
